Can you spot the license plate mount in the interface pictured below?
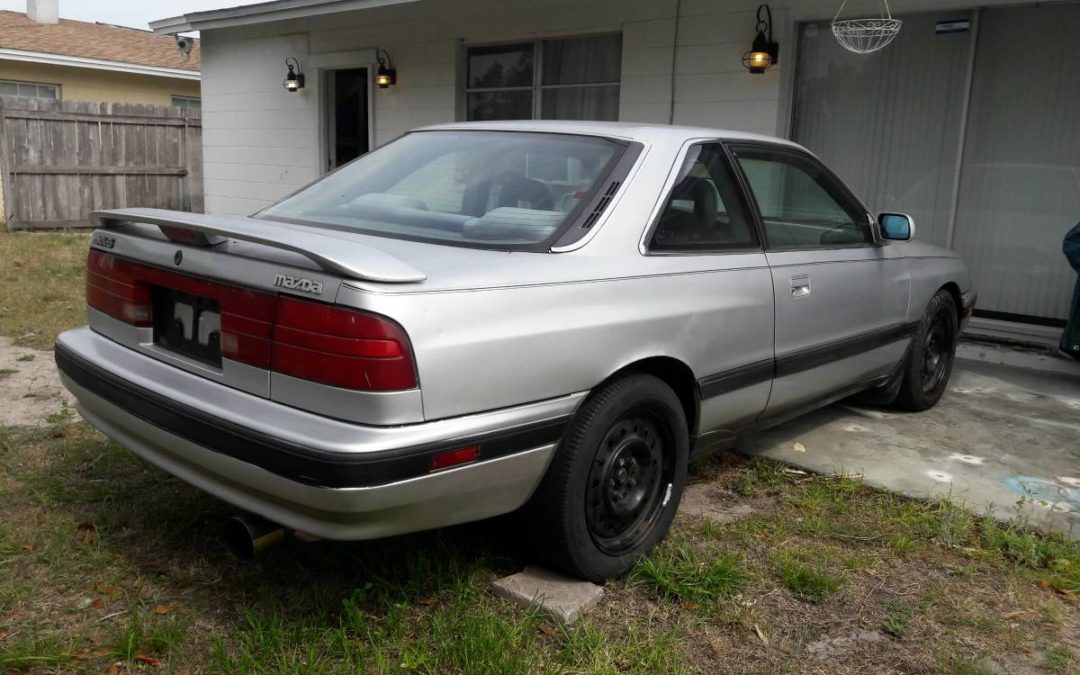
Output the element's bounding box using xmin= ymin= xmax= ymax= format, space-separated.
xmin=151 ymin=286 xmax=223 ymax=367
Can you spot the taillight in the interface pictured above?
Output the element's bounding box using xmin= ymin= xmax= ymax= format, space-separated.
xmin=86 ymin=251 xmax=417 ymax=392
xmin=272 ymin=296 xmax=417 ymax=391
xmin=87 ymin=250 xmax=152 ymax=326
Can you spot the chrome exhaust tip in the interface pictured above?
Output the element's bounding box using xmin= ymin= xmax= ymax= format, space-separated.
xmin=224 ymin=514 xmax=286 ymax=560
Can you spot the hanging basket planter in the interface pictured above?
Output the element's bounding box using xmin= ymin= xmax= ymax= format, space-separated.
xmin=831 ymin=0 xmax=902 ymax=54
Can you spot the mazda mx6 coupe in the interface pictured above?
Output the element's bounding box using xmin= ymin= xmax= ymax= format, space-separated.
xmin=56 ymin=121 xmax=975 ymax=581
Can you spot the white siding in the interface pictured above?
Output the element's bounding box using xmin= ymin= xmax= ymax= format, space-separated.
xmin=198 ymin=0 xmax=1049 ymax=215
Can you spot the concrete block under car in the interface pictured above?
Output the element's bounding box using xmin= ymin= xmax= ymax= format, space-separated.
xmin=491 ymin=566 xmax=604 ymax=624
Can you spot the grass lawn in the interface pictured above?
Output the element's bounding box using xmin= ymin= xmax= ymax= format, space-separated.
xmin=1 ymin=230 xmax=1078 ymax=673
xmin=0 ymin=231 xmax=89 ymax=350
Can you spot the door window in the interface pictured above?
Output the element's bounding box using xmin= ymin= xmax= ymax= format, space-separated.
xmin=649 ymin=144 xmax=759 ymax=252
xmin=732 ymin=146 xmax=870 ymax=249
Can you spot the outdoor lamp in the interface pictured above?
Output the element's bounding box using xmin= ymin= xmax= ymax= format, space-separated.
xmin=742 ymin=4 xmax=779 ymax=74
xmin=375 ymin=49 xmax=397 ymax=88
xmin=283 ymin=57 xmax=305 ymax=92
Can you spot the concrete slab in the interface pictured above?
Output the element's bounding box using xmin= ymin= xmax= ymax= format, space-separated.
xmin=742 ymin=356 xmax=1080 ymax=539
xmin=491 ymin=566 xmax=603 ymax=624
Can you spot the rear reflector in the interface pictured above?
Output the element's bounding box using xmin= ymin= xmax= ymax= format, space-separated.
xmin=85 ymin=250 xmax=417 ymax=392
xmin=429 ymin=446 xmax=480 ymax=472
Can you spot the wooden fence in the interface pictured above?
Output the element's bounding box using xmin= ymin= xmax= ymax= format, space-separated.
xmin=0 ymin=98 xmax=202 ymax=230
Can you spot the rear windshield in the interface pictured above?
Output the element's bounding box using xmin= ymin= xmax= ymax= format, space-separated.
xmin=259 ymin=130 xmax=625 ymax=251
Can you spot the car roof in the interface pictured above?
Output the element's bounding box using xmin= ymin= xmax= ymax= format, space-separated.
xmin=415 ymin=120 xmax=805 ymax=149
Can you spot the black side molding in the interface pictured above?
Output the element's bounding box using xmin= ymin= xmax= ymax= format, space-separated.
xmin=774 ymin=322 xmax=919 ymax=378
xmin=55 ymin=343 xmax=567 ymax=489
xmin=697 ymin=321 xmax=917 ymax=400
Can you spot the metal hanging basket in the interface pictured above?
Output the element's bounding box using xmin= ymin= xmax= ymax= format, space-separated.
xmin=831 ymin=0 xmax=902 ymax=54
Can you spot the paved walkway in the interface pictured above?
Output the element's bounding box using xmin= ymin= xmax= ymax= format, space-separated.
xmin=743 ymin=343 xmax=1080 ymax=539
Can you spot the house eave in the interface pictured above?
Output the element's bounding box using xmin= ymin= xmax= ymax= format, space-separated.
xmin=0 ymin=49 xmax=200 ymax=80
xmin=151 ymin=0 xmax=420 ymax=35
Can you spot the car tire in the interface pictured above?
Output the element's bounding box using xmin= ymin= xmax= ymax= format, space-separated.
xmin=523 ymin=373 xmax=689 ymax=583
xmin=893 ymin=289 xmax=959 ymax=412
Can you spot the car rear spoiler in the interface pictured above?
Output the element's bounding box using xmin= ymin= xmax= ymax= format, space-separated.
xmin=91 ymin=208 xmax=426 ymax=283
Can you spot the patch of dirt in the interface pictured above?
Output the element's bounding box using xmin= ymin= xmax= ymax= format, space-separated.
xmin=0 ymin=336 xmax=74 ymax=427
xmin=678 ymin=481 xmax=776 ymax=523
xmin=806 ymin=629 xmax=888 ymax=659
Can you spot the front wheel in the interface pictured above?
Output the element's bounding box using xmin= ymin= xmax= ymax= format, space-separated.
xmin=893 ymin=289 xmax=959 ymax=411
xmin=523 ymin=373 xmax=688 ymax=582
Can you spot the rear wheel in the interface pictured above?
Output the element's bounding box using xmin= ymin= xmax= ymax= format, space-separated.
xmin=524 ymin=373 xmax=688 ymax=582
xmin=893 ymin=290 xmax=959 ymax=411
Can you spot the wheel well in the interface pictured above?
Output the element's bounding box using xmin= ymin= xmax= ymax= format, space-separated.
xmin=940 ymin=282 xmax=963 ymax=322
xmin=608 ymin=357 xmax=699 ymax=435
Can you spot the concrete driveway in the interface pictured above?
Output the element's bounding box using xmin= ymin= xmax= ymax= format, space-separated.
xmin=742 ymin=342 xmax=1080 ymax=539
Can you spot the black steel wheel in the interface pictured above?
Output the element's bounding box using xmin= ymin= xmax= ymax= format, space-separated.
xmin=523 ymin=373 xmax=688 ymax=582
xmin=585 ymin=411 xmax=676 ymax=556
xmin=920 ymin=311 xmax=952 ymax=394
xmin=894 ymin=289 xmax=958 ymax=411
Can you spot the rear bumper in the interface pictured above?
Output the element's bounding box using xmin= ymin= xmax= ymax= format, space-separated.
xmin=55 ymin=327 xmax=580 ymax=540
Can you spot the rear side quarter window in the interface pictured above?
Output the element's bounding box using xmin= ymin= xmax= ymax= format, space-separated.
xmin=647 ymin=143 xmax=760 ymax=253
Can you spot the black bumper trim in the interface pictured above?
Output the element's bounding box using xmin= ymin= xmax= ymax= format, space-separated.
xmin=55 ymin=343 xmax=567 ymax=489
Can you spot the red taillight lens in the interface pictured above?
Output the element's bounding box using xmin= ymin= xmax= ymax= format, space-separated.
xmin=86 ymin=251 xmax=417 ymax=392
xmin=272 ymin=296 xmax=417 ymax=391
xmin=87 ymin=250 xmax=152 ymax=326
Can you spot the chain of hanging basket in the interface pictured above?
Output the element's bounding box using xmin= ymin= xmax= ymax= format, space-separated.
xmin=831 ymin=0 xmax=903 ymax=54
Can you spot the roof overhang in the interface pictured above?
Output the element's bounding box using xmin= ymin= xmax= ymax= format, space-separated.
xmin=151 ymin=0 xmax=420 ymax=35
xmin=0 ymin=48 xmax=199 ymax=80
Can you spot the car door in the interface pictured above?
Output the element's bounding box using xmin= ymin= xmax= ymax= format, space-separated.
xmin=727 ymin=143 xmax=911 ymax=418
xmin=644 ymin=142 xmax=774 ymax=435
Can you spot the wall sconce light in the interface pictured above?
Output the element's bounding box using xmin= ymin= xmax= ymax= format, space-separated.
xmin=742 ymin=4 xmax=779 ymax=74
xmin=375 ymin=49 xmax=397 ymax=88
xmin=283 ymin=57 xmax=305 ymax=92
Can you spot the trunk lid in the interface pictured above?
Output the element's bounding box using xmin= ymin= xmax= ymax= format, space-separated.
xmin=83 ymin=208 xmax=426 ymax=425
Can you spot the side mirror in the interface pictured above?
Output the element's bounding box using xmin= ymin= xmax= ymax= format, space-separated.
xmin=878 ymin=213 xmax=915 ymax=242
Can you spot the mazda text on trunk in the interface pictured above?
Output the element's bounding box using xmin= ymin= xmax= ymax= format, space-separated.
xmin=56 ymin=122 xmax=975 ymax=581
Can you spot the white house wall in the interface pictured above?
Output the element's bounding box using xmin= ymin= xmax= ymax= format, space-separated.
xmin=198 ymin=0 xmax=1047 ymax=216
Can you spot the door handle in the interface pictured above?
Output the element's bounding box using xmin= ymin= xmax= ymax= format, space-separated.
xmin=790 ymin=275 xmax=811 ymax=298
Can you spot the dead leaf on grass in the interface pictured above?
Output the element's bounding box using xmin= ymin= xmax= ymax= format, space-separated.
xmin=754 ymin=624 xmax=769 ymax=646
xmin=75 ymin=521 xmax=97 ymax=547
xmin=92 ymin=598 xmax=105 ymax=609
xmin=20 ymin=544 xmax=33 ymax=553
xmin=74 ymin=647 xmax=112 ymax=660
xmin=153 ymin=603 xmax=177 ymax=615
xmin=134 ymin=654 xmax=161 ymax=667
xmin=105 ymin=664 xmax=120 ymax=675
xmin=416 ymin=597 xmax=436 ymax=606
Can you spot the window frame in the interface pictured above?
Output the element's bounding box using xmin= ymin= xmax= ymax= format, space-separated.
xmin=726 ymin=141 xmax=878 ymax=252
xmin=643 ymin=141 xmax=764 ymax=255
xmin=0 ymin=79 xmax=60 ymax=101
xmin=464 ymin=33 xmax=622 ymax=121
xmin=170 ymin=95 xmax=201 ymax=110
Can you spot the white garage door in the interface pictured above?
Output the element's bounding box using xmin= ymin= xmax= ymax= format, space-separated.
xmin=793 ymin=4 xmax=1080 ymax=324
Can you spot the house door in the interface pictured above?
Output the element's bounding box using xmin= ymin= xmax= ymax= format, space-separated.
xmin=325 ymin=68 xmax=370 ymax=171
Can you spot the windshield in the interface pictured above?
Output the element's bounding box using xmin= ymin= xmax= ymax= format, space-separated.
xmin=259 ymin=130 xmax=625 ymax=250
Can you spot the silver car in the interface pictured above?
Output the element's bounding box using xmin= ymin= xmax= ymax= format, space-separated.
xmin=56 ymin=121 xmax=975 ymax=581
